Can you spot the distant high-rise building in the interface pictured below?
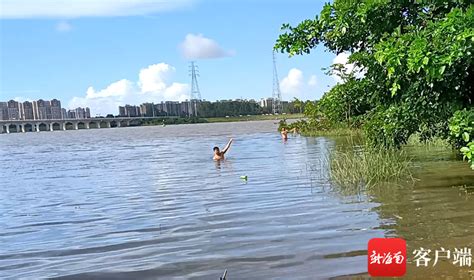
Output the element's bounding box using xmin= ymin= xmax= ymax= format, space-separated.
xmin=50 ymin=99 xmax=62 ymax=119
xmin=260 ymin=98 xmax=274 ymax=113
xmin=140 ymin=103 xmax=155 ymax=117
xmin=155 ymin=102 xmax=165 ymax=115
xmin=67 ymin=110 xmax=76 ymax=119
xmin=164 ymin=101 xmax=180 ymax=116
xmin=33 ymin=99 xmax=49 ymax=120
xmin=118 ymin=106 xmax=126 ymax=117
xmin=181 ymin=100 xmax=200 ymax=117
xmin=0 ymin=102 xmax=8 ymax=120
xmin=0 ymin=98 xmax=68 ymax=120
xmin=124 ymin=105 xmax=140 ymax=117
xmin=75 ymin=107 xmax=85 ymax=119
xmin=63 ymin=107 xmax=90 ymax=119
xmin=7 ymin=100 xmax=20 ymax=120
xmin=61 ymin=108 xmax=67 ymax=119
xmin=180 ymin=101 xmax=189 ymax=117
xmin=22 ymin=101 xmax=34 ymax=120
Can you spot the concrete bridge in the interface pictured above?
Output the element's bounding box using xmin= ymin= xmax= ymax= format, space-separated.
xmin=0 ymin=117 xmax=168 ymax=134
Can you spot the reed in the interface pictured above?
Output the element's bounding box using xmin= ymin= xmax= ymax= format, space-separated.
xmin=406 ymin=133 xmax=450 ymax=149
xmin=329 ymin=144 xmax=413 ymax=189
xmin=302 ymin=127 xmax=362 ymax=137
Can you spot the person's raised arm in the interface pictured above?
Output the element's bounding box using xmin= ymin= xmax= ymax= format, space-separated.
xmin=222 ymin=138 xmax=233 ymax=154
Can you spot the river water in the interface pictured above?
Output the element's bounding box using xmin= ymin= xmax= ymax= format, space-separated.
xmin=0 ymin=120 xmax=473 ymax=279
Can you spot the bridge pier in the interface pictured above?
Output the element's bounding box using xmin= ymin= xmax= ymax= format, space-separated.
xmin=62 ymin=123 xmax=66 ymax=130
xmin=107 ymin=121 xmax=111 ymax=128
xmin=74 ymin=122 xmax=79 ymax=130
xmin=21 ymin=124 xmax=25 ymax=133
xmin=6 ymin=125 xmax=10 ymax=134
xmin=85 ymin=122 xmax=90 ymax=129
xmin=117 ymin=121 xmax=121 ymax=128
xmin=36 ymin=124 xmax=40 ymax=132
xmin=50 ymin=124 xmax=54 ymax=131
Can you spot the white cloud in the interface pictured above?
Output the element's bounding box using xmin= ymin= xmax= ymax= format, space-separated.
xmin=85 ymin=79 xmax=135 ymax=99
xmin=69 ymin=63 xmax=190 ymax=116
xmin=138 ymin=63 xmax=174 ymax=93
xmin=179 ymin=33 xmax=234 ymax=60
xmin=308 ymin=75 xmax=317 ymax=86
xmin=331 ymin=52 xmax=365 ymax=83
xmin=0 ymin=0 xmax=194 ymax=19
xmin=279 ymin=68 xmax=318 ymax=100
xmin=280 ymin=68 xmax=304 ymax=97
xmin=56 ymin=20 xmax=72 ymax=32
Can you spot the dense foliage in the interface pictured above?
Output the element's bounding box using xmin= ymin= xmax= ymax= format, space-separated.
xmin=275 ymin=0 xmax=474 ymax=165
xmin=142 ymin=117 xmax=207 ymax=125
xmin=317 ymin=77 xmax=373 ymax=128
xmin=449 ymin=108 xmax=474 ymax=169
xmin=197 ymin=100 xmax=262 ymax=117
xmin=196 ymin=100 xmax=304 ymax=118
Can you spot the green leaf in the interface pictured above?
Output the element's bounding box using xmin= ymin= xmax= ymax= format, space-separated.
xmin=460 ymin=147 xmax=470 ymax=153
xmin=462 ymin=132 xmax=470 ymax=142
xmin=439 ymin=65 xmax=446 ymax=75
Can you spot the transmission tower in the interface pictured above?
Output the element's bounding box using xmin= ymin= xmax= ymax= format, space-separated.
xmin=272 ymin=51 xmax=282 ymax=114
xmin=189 ymin=61 xmax=201 ymax=100
xmin=188 ymin=61 xmax=201 ymax=117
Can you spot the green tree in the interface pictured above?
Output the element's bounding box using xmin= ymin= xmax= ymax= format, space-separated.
xmin=293 ymin=97 xmax=303 ymax=114
xmin=275 ymin=0 xmax=473 ymax=148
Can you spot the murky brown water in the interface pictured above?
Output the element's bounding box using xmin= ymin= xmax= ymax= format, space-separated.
xmin=0 ymin=120 xmax=473 ymax=279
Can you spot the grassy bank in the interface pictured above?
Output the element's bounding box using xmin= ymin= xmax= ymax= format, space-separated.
xmin=301 ymin=128 xmax=451 ymax=190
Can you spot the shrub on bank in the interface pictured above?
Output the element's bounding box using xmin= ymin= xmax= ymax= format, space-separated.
xmin=449 ymin=108 xmax=474 ymax=169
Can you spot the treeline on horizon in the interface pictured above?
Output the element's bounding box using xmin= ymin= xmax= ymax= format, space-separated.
xmin=123 ymin=99 xmax=308 ymax=119
xmin=196 ymin=99 xmax=306 ymax=118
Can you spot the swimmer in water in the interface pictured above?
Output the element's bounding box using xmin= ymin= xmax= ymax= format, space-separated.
xmin=213 ymin=138 xmax=233 ymax=160
xmin=281 ymin=127 xmax=288 ymax=140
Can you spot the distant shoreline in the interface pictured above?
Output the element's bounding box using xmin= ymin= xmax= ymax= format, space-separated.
xmin=204 ymin=113 xmax=304 ymax=123
xmin=141 ymin=113 xmax=305 ymax=126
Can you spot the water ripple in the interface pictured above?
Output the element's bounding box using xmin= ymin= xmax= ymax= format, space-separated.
xmin=1 ymin=121 xmax=473 ymax=279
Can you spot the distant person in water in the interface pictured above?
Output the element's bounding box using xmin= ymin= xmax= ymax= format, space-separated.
xmin=281 ymin=127 xmax=288 ymax=140
xmin=213 ymin=138 xmax=233 ymax=160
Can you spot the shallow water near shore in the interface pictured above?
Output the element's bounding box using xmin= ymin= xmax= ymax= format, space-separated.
xmin=1 ymin=120 xmax=473 ymax=279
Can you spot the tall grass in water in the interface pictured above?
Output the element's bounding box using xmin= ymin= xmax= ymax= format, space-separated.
xmin=302 ymin=127 xmax=362 ymax=137
xmin=405 ymin=134 xmax=450 ymax=150
xmin=329 ymin=144 xmax=413 ymax=189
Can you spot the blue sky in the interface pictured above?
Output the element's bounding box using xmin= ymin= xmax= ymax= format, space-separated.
xmin=0 ymin=0 xmax=343 ymax=115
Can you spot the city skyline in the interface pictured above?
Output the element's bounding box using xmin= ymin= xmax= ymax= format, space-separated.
xmin=0 ymin=95 xmax=297 ymax=121
xmin=0 ymin=0 xmax=346 ymax=116
xmin=0 ymin=99 xmax=90 ymax=121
